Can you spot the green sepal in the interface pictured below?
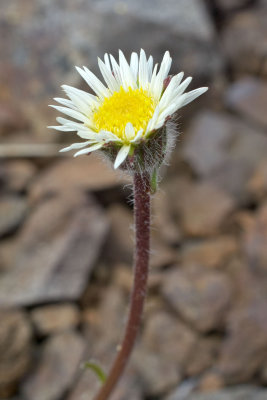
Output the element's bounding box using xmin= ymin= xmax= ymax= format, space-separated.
xmin=82 ymin=359 xmax=107 ymax=383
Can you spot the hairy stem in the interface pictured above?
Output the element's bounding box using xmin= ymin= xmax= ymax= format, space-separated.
xmin=94 ymin=172 xmax=151 ymax=400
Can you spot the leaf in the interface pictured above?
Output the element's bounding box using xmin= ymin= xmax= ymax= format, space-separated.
xmin=82 ymin=359 xmax=107 ymax=383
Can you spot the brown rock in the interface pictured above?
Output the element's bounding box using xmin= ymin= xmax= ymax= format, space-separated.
xmin=176 ymin=182 xmax=235 ymax=237
xmin=153 ymin=190 xmax=181 ymax=246
xmin=183 ymin=111 xmax=267 ymax=200
xmin=248 ymin=159 xmax=267 ymax=201
xmin=29 ymin=155 xmax=128 ymax=204
xmin=222 ymin=5 xmax=267 ymax=77
xmin=0 ymin=309 xmax=32 ymax=397
xmin=22 ymin=332 xmax=85 ymax=400
xmin=185 ymin=337 xmax=220 ymax=376
xmin=182 ymin=236 xmax=238 ymax=269
xmin=0 ymin=193 xmax=108 ymax=306
xmin=214 ymin=0 xmax=252 ymax=12
xmin=225 ymin=78 xmax=267 ymax=129
xmin=242 ymin=202 xmax=267 ymax=272
xmin=133 ymin=312 xmax=197 ymax=395
xmin=30 ymin=304 xmax=80 ymax=335
xmin=198 ymin=372 xmax=224 ymax=392
xmin=0 ymin=195 xmax=28 ymax=237
xmin=0 ymin=101 xmax=29 ymax=137
xmin=216 ymin=303 xmax=267 ymax=383
xmin=106 ymin=204 xmax=133 ymax=264
xmin=162 ymin=265 xmax=232 ymax=332
xmin=177 ymin=386 xmax=267 ymax=400
xmin=70 ymin=287 xmax=128 ymax=400
xmin=0 ymin=160 xmax=37 ymax=192
xmin=133 ymin=347 xmax=181 ymax=395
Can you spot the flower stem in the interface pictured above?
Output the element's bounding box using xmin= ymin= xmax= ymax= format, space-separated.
xmin=94 ymin=172 xmax=151 ymax=400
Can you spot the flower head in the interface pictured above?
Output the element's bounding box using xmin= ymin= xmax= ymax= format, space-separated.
xmin=49 ymin=49 xmax=207 ymax=169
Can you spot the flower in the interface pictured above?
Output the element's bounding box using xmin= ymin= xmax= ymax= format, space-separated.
xmin=49 ymin=49 xmax=207 ymax=169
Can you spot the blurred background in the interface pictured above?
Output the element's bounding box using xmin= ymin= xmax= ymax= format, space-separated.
xmin=1 ymin=0 xmax=267 ymax=399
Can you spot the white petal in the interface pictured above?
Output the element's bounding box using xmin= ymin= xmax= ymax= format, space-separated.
xmin=54 ymin=97 xmax=78 ymax=110
xmin=76 ymin=66 xmax=109 ymax=99
xmin=104 ymin=53 xmax=112 ymax=72
xmin=179 ymin=87 xmax=208 ymax=107
xmin=131 ymin=129 xmax=144 ymax=143
xmin=158 ymin=72 xmax=184 ymax=109
xmin=74 ymin=143 xmax=104 ymax=157
xmin=114 ymin=145 xmax=131 ymax=169
xmin=49 ymin=105 xmax=90 ymax=124
xmin=146 ymin=105 xmax=160 ymax=135
xmin=109 ymin=54 xmax=123 ymax=87
xmin=125 ymin=122 xmax=135 ymax=141
xmin=150 ymin=51 xmax=172 ymax=100
xmin=98 ymin=57 xmax=120 ymax=92
xmin=147 ymin=55 xmax=153 ymax=80
xmin=60 ymin=141 xmax=91 ymax=152
xmin=48 ymin=124 xmax=75 ymax=132
xmin=138 ymin=49 xmax=148 ymax=89
xmin=130 ymin=52 xmax=139 ymax=81
xmin=119 ymin=50 xmax=136 ymax=89
xmin=62 ymin=85 xmax=98 ymax=108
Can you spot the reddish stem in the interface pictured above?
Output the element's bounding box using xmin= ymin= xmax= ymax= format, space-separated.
xmin=94 ymin=172 xmax=151 ymax=400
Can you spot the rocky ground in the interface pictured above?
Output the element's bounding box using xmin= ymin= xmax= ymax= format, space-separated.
xmin=1 ymin=0 xmax=267 ymax=399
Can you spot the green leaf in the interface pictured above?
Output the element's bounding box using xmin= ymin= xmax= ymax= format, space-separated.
xmin=82 ymin=360 xmax=107 ymax=383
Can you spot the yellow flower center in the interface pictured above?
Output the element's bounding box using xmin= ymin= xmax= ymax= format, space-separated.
xmin=93 ymin=87 xmax=156 ymax=139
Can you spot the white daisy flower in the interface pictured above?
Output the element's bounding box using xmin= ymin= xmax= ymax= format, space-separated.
xmin=49 ymin=49 xmax=208 ymax=169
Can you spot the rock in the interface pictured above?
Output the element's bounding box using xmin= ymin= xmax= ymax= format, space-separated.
xmin=133 ymin=312 xmax=196 ymax=395
xmin=185 ymin=337 xmax=220 ymax=376
xmin=0 ymin=101 xmax=29 ymax=137
xmin=222 ymin=4 xmax=267 ymax=77
xmin=180 ymin=386 xmax=267 ymax=400
xmin=183 ymin=111 xmax=267 ymax=200
xmin=162 ymin=265 xmax=232 ymax=332
xmin=153 ymin=189 xmax=181 ymax=246
xmin=216 ymin=303 xmax=267 ymax=383
xmin=0 ymin=195 xmax=28 ymax=237
xmin=69 ymin=287 xmax=128 ymax=400
xmin=225 ymin=78 xmax=267 ymax=129
xmin=0 ymin=193 xmax=108 ymax=306
xmin=106 ymin=204 xmax=134 ymax=264
xmin=242 ymin=202 xmax=267 ymax=272
xmin=248 ymin=159 xmax=267 ymax=201
xmin=214 ymin=0 xmax=252 ymax=12
xmin=0 ymin=160 xmax=37 ymax=192
xmin=175 ymin=182 xmax=235 ymax=237
xmin=181 ymin=236 xmax=238 ymax=269
xmin=29 ymin=155 xmax=126 ymax=204
xmin=198 ymin=372 xmax=224 ymax=392
xmin=133 ymin=346 xmax=181 ymax=395
xmin=22 ymin=332 xmax=85 ymax=400
xmin=30 ymin=304 xmax=80 ymax=335
xmin=0 ymin=309 xmax=32 ymax=397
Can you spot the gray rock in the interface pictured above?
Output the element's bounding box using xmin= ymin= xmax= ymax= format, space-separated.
xmin=183 ymin=111 xmax=267 ymax=200
xmin=30 ymin=304 xmax=80 ymax=335
xmin=22 ymin=332 xmax=86 ymax=400
xmin=162 ymin=265 xmax=232 ymax=332
xmin=225 ymin=77 xmax=267 ymax=129
xmin=0 ymin=196 xmax=28 ymax=237
xmin=216 ymin=303 xmax=267 ymax=383
xmin=0 ymin=309 xmax=32 ymax=398
xmin=221 ymin=4 xmax=267 ymax=77
xmin=0 ymin=194 xmax=108 ymax=306
xmin=179 ymin=386 xmax=267 ymax=400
